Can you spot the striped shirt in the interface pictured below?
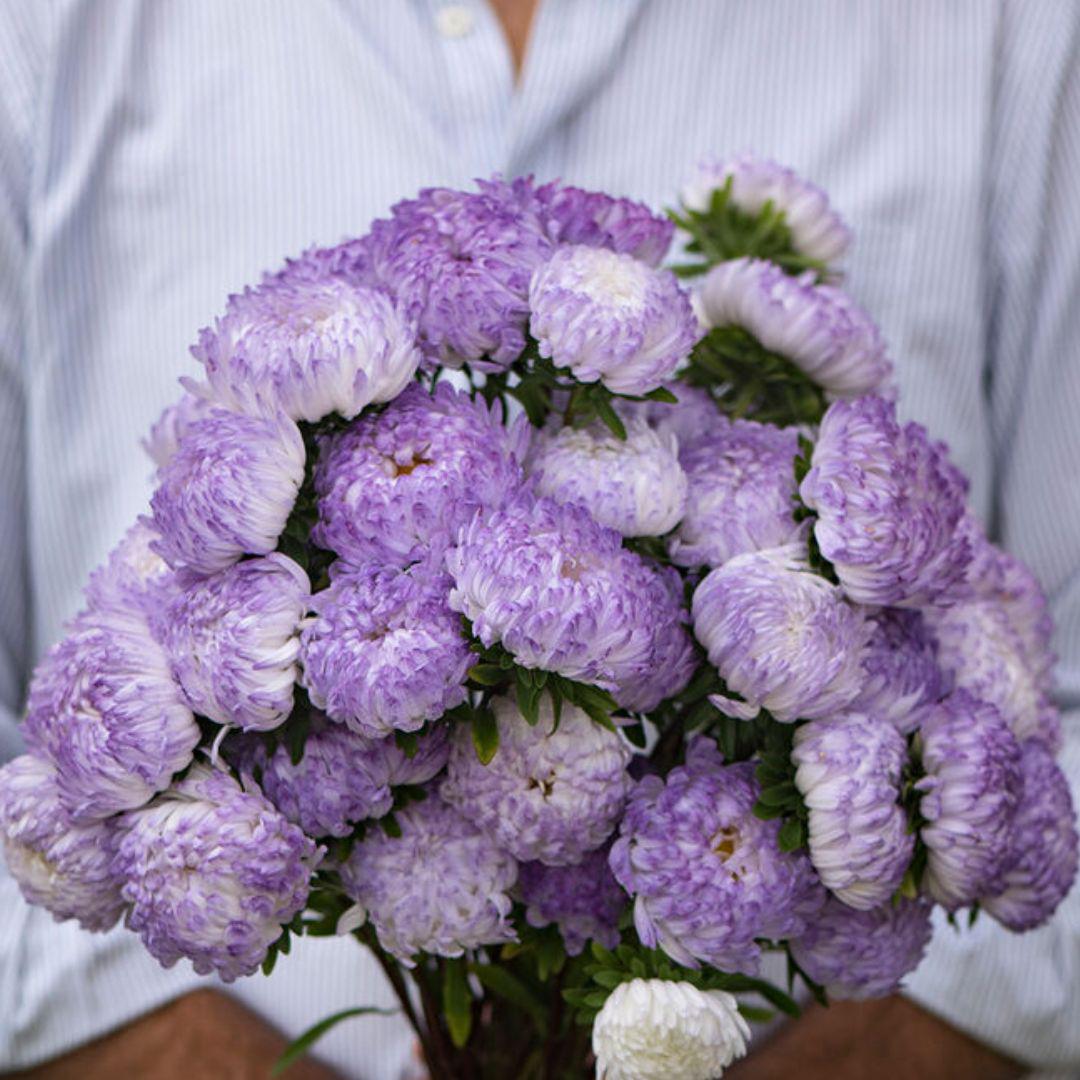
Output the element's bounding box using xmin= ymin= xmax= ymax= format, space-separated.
xmin=0 ymin=1 xmax=1078 ymax=1075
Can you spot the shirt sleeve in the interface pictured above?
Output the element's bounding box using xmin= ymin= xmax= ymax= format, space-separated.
xmin=903 ymin=3 xmax=1080 ymax=1069
xmin=0 ymin=7 xmax=204 ymax=1069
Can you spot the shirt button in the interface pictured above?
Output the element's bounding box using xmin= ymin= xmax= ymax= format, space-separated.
xmin=436 ymin=4 xmax=475 ymax=39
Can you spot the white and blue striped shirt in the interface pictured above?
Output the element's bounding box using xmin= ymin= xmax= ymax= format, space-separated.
xmin=1 ymin=2 xmax=1078 ymax=1075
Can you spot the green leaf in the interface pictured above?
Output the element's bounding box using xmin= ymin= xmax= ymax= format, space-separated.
xmin=593 ymin=395 xmax=627 ymax=440
xmin=468 ymin=663 xmax=508 ymax=687
xmin=591 ymin=970 xmax=626 ymax=989
xmin=756 ymin=782 xmax=799 ymax=808
xmin=643 ymin=386 xmax=679 ymax=403
xmin=393 ymin=730 xmax=419 ymax=758
xmin=468 ymin=964 xmax=547 ymax=1031
xmin=752 ymin=801 xmax=786 ymax=821
xmin=442 ymin=958 xmax=473 ymax=1049
xmin=272 ymin=1007 xmax=398 ymax=1076
xmin=516 ymin=670 xmax=543 ymax=726
xmin=471 ymin=707 xmax=499 ymax=765
xmin=777 ymin=817 xmax=806 ymax=852
xmin=738 ymin=1005 xmax=776 ymax=1024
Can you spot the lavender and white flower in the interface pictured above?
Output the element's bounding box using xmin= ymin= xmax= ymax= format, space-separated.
xmin=84 ymin=518 xmax=173 ymax=616
xmin=692 ymin=543 xmax=870 ymax=722
xmin=529 ymin=245 xmax=699 ymax=396
xmin=792 ymin=714 xmax=913 ymax=910
xmin=142 ymin=392 xmax=213 ymax=471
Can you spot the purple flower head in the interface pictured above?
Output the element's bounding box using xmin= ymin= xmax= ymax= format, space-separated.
xmin=265 ymin=237 xmax=375 ymax=289
xmin=982 ymin=740 xmax=1078 ymax=932
xmin=440 ymin=694 xmax=633 ymax=866
xmin=792 ymin=714 xmax=913 ymax=910
xmin=789 ymin=895 xmax=932 ymax=1000
xmin=149 ymin=409 xmax=304 ymax=574
xmin=142 ymin=392 xmax=214 ymax=471
xmin=229 ymin=716 xmax=450 ymax=839
xmin=681 ymin=155 xmax=852 ymax=266
xmin=535 ymin=180 xmax=673 ymax=266
xmin=849 ymin=609 xmax=945 ymax=734
xmin=529 ymin=246 xmax=699 ymax=396
xmin=84 ymin=519 xmax=173 ymax=616
xmin=697 ymin=259 xmax=892 ymax=399
xmin=188 ymin=276 xmax=419 ymax=423
xmin=313 ymin=382 xmax=526 ymax=566
xmin=691 ymin=543 xmax=870 ymax=722
xmin=339 ymin=792 xmax=518 ymax=963
xmin=447 ymin=495 xmax=695 ymax=708
xmin=112 ymin=764 xmax=320 ymax=982
xmin=610 ymin=738 xmax=824 ymax=974
xmin=914 ymin=691 xmax=1023 ymax=910
xmin=669 ymin=415 xmax=802 ymax=569
xmin=0 ymin=754 xmax=125 ymax=931
xmin=364 ymin=178 xmax=553 ymax=369
xmin=23 ymin=610 xmax=198 ymax=822
xmin=526 ymin=416 xmax=687 ymax=537
xmin=300 ymin=559 xmax=471 ymax=738
xmin=518 ymin=846 xmax=626 ymax=955
xmin=800 ymin=396 xmax=971 ymax=608
xmin=160 ymin=554 xmax=309 ymax=732
xmin=632 ymin=381 xmax=721 ymax=450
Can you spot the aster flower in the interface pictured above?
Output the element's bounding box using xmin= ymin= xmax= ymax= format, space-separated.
xmin=592 ymin=979 xmax=750 ymax=1080
xmin=0 ymin=755 xmax=125 ymax=931
xmin=149 ymin=409 xmax=304 ymax=574
xmin=914 ymin=692 xmax=1022 ymax=910
xmin=789 ymin=896 xmax=932 ymax=1000
xmin=446 ymin=496 xmax=695 ymax=708
xmin=160 ymin=553 xmax=309 ymax=732
xmin=187 ymin=276 xmax=419 ymax=423
xmin=23 ymin=611 xmax=198 ymax=822
xmin=668 ymin=415 xmax=802 ymax=569
xmin=229 ymin=716 xmax=450 ymax=839
xmin=792 ymin=714 xmax=913 ymax=910
xmin=313 ymin=382 xmax=525 ymax=566
xmin=610 ymin=738 xmax=823 ymax=973
xmin=364 ymin=178 xmax=552 ymax=369
xmin=696 ymin=258 xmax=893 ymax=399
xmin=535 ymin=180 xmax=674 ymax=266
xmin=142 ymin=392 xmax=213 ymax=471
xmin=849 ymin=608 xmax=945 ymax=734
xmin=691 ymin=543 xmax=870 ymax=722
xmin=265 ymin=237 xmax=374 ymax=289
xmin=300 ymin=559 xmax=471 ymax=738
xmin=440 ymin=694 xmax=633 ymax=866
xmin=112 ymin=764 xmax=319 ymax=982
xmin=339 ymin=793 xmax=518 ymax=963
xmin=84 ymin=519 xmax=173 ymax=615
xmin=982 ymin=740 xmax=1079 ymax=932
xmin=631 ymin=380 xmax=720 ymax=449
xmin=799 ymin=396 xmax=971 ymax=607
xmin=528 ymin=245 xmax=699 ymax=396
xmin=517 ymin=846 xmax=625 ymax=955
xmin=681 ymin=154 xmax=851 ymax=266
xmin=526 ymin=416 xmax=687 ymax=537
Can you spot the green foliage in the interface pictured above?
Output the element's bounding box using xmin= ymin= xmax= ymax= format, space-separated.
xmin=442 ymin=957 xmax=474 ymax=1048
xmin=272 ymin=1006 xmax=399 ymax=1076
xmin=752 ymin=719 xmax=810 ymax=852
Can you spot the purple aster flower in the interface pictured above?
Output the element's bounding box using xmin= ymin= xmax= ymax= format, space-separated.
xmin=0 ymin=754 xmax=125 ymax=931
xmin=517 ymin=846 xmax=626 ymax=955
xmin=23 ymin=610 xmax=199 ymax=822
xmin=697 ymin=259 xmax=893 ymax=398
xmin=142 ymin=392 xmax=213 ymax=471
xmin=668 ymin=415 xmax=802 ymax=569
xmin=447 ymin=495 xmax=695 ymax=708
xmin=440 ymin=693 xmax=633 ymax=866
xmin=300 ymin=559 xmax=471 ymax=738
xmin=229 ymin=716 xmax=450 ymax=839
xmin=610 ymin=738 xmax=824 ymax=974
xmin=364 ymin=178 xmax=553 ymax=369
xmin=339 ymin=792 xmax=518 ymax=963
xmin=535 ymin=180 xmax=674 ymax=267
xmin=528 ymin=246 xmax=699 ymax=396
xmin=982 ymin=740 xmax=1078 ymax=932
xmin=265 ymin=237 xmax=375 ymax=289
xmin=849 ymin=609 xmax=945 ymax=734
xmin=526 ymin=416 xmax=687 ymax=537
xmin=313 ymin=382 xmax=526 ymax=566
xmin=186 ymin=277 xmax=419 ymax=423
xmin=792 ymin=714 xmax=913 ymax=910
xmin=926 ymin=598 xmax=1061 ymax=751
xmin=691 ymin=543 xmax=870 ymax=722
xmin=149 ymin=409 xmax=305 ymax=574
xmin=84 ymin=519 xmax=173 ymax=616
xmin=914 ymin=691 xmax=1023 ymax=910
xmin=112 ymin=764 xmax=320 ymax=982
xmin=799 ymin=396 xmax=971 ymax=608
xmin=789 ymin=896 xmax=932 ymax=1000
xmin=160 ymin=553 xmax=309 ymax=732
xmin=681 ymin=155 xmax=852 ymax=266
xmin=633 ymin=381 xmax=721 ymax=450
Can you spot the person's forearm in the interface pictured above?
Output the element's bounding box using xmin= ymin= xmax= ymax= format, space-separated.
xmin=728 ymin=995 xmax=1023 ymax=1080
xmin=10 ymin=988 xmax=343 ymax=1080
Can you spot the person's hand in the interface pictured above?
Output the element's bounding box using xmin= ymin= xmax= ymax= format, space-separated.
xmin=727 ymin=995 xmax=1023 ymax=1080
xmin=10 ymin=988 xmax=345 ymax=1080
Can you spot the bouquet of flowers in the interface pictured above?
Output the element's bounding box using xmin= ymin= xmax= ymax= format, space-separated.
xmin=2 ymin=155 xmax=1077 ymax=1080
